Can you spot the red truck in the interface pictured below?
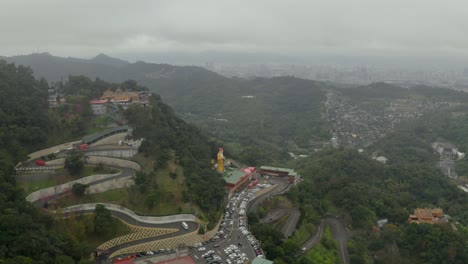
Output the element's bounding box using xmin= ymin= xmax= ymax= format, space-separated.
xmin=35 ymin=160 xmax=46 ymax=166
xmin=78 ymin=143 xmax=89 ymax=150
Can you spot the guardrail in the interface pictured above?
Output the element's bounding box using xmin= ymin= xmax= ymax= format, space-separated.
xmin=16 ymin=166 xmax=62 ymax=172
xmin=62 ymin=203 xmax=197 ymax=224
xmin=24 ymin=156 xmax=141 ymax=203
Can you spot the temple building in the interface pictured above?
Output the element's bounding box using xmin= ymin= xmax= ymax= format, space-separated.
xmin=408 ymin=208 xmax=448 ymax=224
xmin=100 ymin=88 xmax=140 ymax=103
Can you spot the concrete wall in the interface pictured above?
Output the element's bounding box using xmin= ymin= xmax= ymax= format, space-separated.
xmin=45 ymin=156 xmax=141 ymax=170
xmin=46 ymin=158 xmax=65 ymax=166
xmin=62 ymin=203 xmax=196 ymax=224
xmin=26 ymin=171 xmax=121 ymax=203
xmin=26 ymin=140 xmax=82 ymax=162
xmin=86 ymin=176 xmax=135 ymax=194
xmin=86 ymin=149 xmax=138 ymax=158
xmin=25 ymin=157 xmax=140 ymax=203
xmin=87 ymin=156 xmax=141 ymax=170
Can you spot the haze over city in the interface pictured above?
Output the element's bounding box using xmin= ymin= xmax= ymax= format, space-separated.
xmin=2 ymin=0 xmax=468 ymax=64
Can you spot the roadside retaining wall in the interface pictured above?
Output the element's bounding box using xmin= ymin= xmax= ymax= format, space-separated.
xmin=255 ymin=184 xmax=277 ymax=198
xmin=46 ymin=158 xmax=65 ymax=166
xmin=62 ymin=203 xmax=196 ymax=224
xmin=25 ymin=156 xmax=140 ymax=203
xmin=87 ymin=156 xmax=141 ymax=171
xmin=26 ymin=140 xmax=82 ymax=162
xmin=45 ymin=156 xmax=140 ymax=170
xmin=86 ymin=149 xmax=138 ymax=158
xmin=26 ymin=171 xmax=121 ymax=203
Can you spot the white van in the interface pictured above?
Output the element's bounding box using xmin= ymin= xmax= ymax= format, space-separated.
xmin=181 ymin=221 xmax=189 ymax=230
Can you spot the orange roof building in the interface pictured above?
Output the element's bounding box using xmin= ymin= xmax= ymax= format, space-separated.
xmin=101 ymin=88 xmax=140 ymax=103
xmin=408 ymin=208 xmax=446 ymax=224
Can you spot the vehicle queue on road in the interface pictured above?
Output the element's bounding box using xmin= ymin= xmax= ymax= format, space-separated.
xmin=111 ymin=181 xmax=277 ymax=264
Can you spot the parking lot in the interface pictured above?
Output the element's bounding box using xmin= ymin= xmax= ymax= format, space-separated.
xmin=111 ymin=178 xmax=284 ymax=264
xmin=190 ymin=183 xmax=278 ymax=264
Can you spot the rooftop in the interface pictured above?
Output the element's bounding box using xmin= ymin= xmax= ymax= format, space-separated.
xmin=251 ymin=257 xmax=274 ymax=264
xmin=90 ymin=99 xmax=108 ymax=105
xmin=409 ymin=208 xmax=446 ymax=224
xmin=259 ymin=166 xmax=298 ymax=176
xmin=223 ymin=169 xmax=247 ymax=185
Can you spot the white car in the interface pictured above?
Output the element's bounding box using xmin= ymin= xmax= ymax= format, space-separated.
xmin=198 ymin=247 xmax=206 ymax=252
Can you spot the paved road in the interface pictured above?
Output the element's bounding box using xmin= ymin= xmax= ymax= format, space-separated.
xmin=260 ymin=207 xmax=300 ymax=238
xmin=191 ymin=186 xmax=260 ymax=263
xmin=327 ymin=218 xmax=350 ymax=264
xmin=247 ymin=178 xmax=290 ymax=213
xmin=260 ymin=208 xmax=289 ymax=224
xmin=300 ymin=218 xmax=350 ymax=264
xmin=301 ymin=220 xmax=326 ymax=250
xmin=66 ymin=209 xmax=198 ymax=264
xmin=281 ymin=208 xmax=300 ymax=238
xmin=31 ymin=166 xmax=135 ymax=207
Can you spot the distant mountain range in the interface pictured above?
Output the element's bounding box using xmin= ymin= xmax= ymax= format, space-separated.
xmin=0 ymin=53 xmax=328 ymax=152
xmin=0 ymin=52 xmax=203 ymax=82
xmin=3 ymin=53 xmax=463 ymax=155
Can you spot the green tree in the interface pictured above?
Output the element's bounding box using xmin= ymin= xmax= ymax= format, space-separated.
xmin=72 ymin=183 xmax=89 ymax=197
xmin=65 ymin=152 xmax=87 ymax=176
xmin=93 ymin=204 xmax=115 ymax=237
xmin=54 ymin=256 xmax=75 ymax=264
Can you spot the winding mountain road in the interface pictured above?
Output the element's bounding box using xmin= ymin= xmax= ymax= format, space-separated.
xmin=64 ymin=207 xmax=198 ymax=264
xmin=300 ymin=218 xmax=350 ymax=264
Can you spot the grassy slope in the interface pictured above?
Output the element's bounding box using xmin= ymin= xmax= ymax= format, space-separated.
xmin=56 ymin=155 xmax=204 ymax=217
xmin=18 ymin=165 xmax=118 ymax=195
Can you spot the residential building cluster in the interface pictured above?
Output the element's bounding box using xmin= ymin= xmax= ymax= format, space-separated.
xmin=432 ymin=142 xmax=465 ymax=180
xmin=48 ymin=88 xmax=65 ymax=108
xmin=207 ymin=62 xmax=468 ymax=90
xmin=324 ymin=91 xmax=456 ymax=147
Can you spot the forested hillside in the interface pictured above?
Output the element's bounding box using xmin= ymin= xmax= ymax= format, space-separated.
xmin=0 ymin=60 xmax=94 ymax=263
xmin=4 ymin=53 xmax=330 ymax=165
xmin=0 ymin=60 xmax=226 ymax=262
xmin=8 ymin=53 xmax=468 ymax=166
xmin=294 ymin=149 xmax=468 ymax=263
xmin=124 ymin=95 xmax=226 ymax=225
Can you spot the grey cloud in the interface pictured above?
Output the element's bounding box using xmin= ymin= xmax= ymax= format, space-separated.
xmin=1 ymin=0 xmax=468 ymax=58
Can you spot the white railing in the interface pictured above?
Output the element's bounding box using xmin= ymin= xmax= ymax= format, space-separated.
xmin=62 ymin=203 xmax=196 ymax=224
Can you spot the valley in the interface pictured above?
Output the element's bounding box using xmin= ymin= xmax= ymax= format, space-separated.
xmin=1 ymin=57 xmax=467 ymax=264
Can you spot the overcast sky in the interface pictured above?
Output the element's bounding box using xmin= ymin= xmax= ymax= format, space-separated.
xmin=2 ymin=0 xmax=468 ymax=61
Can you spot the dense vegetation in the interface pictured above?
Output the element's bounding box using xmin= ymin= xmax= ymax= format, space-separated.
xmin=0 ymin=61 xmax=49 ymax=160
xmin=0 ymin=61 xmax=225 ymax=261
xmin=47 ymin=76 xmax=147 ymax=144
xmin=49 ymin=75 xmax=228 ymax=223
xmin=292 ymin=148 xmax=468 ymax=263
xmin=4 ymin=55 xmax=468 ymax=263
xmin=5 ymin=54 xmax=330 ymax=164
xmin=125 ymin=95 xmax=226 ymax=225
xmin=301 ymin=225 xmax=339 ymax=264
xmin=0 ymin=61 xmax=93 ymax=263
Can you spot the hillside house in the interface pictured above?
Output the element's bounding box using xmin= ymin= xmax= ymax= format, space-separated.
xmin=432 ymin=142 xmax=465 ymax=160
xmin=89 ymin=100 xmax=108 ymax=115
